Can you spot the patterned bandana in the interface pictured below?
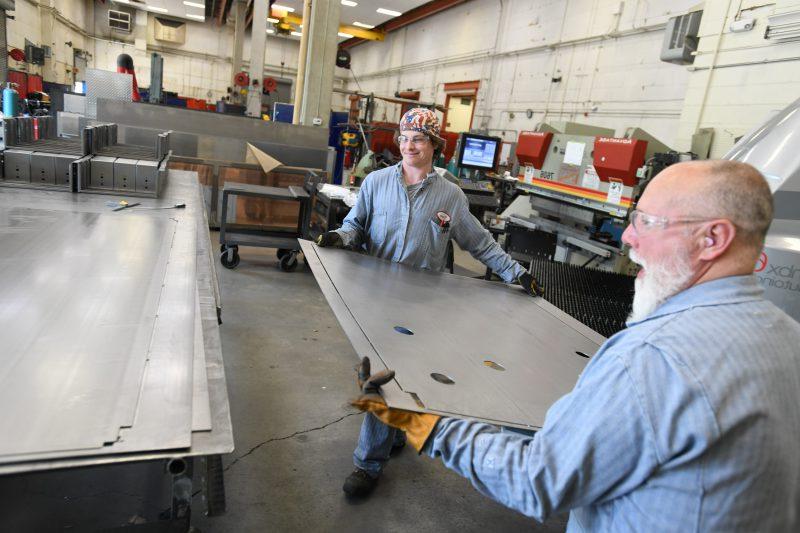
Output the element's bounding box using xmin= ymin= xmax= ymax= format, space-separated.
xmin=399 ymin=107 xmax=442 ymax=140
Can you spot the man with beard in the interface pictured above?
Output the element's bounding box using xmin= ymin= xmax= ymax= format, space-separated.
xmin=352 ymin=160 xmax=800 ymax=531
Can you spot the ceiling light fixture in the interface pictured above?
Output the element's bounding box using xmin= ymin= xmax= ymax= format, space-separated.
xmin=114 ymin=0 xmax=131 ymax=4
xmin=182 ymin=1 xmax=205 ymax=8
xmin=267 ymin=29 xmax=275 ymax=34
xmin=272 ymin=4 xmax=295 ymax=12
xmin=376 ymin=8 xmax=402 ymax=16
xmin=341 ymin=0 xmax=358 ymax=6
xmin=291 ymin=31 xmax=302 ymax=36
xmin=186 ymin=13 xmax=205 ymax=20
xmin=352 ymin=21 xmax=374 ymax=28
xmin=338 ymin=32 xmax=353 ymax=38
xmin=147 ymin=6 xmax=169 ymax=13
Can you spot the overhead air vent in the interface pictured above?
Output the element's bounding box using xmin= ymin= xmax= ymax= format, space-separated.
xmin=154 ymin=17 xmax=186 ymax=44
xmin=765 ymin=11 xmax=800 ymax=43
xmin=108 ymin=9 xmax=131 ymax=33
xmin=660 ymin=10 xmax=703 ymax=65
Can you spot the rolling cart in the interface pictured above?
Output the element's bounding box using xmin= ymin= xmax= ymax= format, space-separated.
xmin=219 ymin=173 xmax=319 ymax=271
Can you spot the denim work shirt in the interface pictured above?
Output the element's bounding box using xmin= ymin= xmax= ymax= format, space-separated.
xmin=335 ymin=163 xmax=524 ymax=283
xmin=425 ymin=275 xmax=800 ymax=532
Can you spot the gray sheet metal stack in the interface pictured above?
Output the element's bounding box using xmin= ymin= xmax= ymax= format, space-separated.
xmin=0 ymin=169 xmax=233 ymax=480
xmin=1 ymin=117 xmax=171 ymax=197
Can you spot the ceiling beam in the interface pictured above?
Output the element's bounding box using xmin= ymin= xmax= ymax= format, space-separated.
xmin=278 ymin=12 xmax=385 ymax=41
xmin=340 ymin=0 xmax=470 ymax=49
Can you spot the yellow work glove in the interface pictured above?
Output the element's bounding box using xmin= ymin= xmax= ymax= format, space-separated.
xmin=349 ymin=356 xmax=440 ymax=452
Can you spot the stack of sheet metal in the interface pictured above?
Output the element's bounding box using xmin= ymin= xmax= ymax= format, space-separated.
xmin=0 ymin=169 xmax=232 ymax=474
xmin=528 ymin=258 xmax=635 ymax=337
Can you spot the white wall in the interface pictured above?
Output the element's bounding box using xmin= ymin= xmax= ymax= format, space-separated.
xmin=342 ymin=0 xmax=698 ymax=147
xmin=676 ymin=0 xmax=800 ymax=157
xmin=6 ymin=0 xmax=303 ymax=102
xmin=342 ymin=0 xmax=800 ymax=157
xmin=6 ymin=0 xmax=87 ymax=85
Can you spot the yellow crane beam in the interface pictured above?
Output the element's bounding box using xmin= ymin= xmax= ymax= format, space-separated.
xmin=272 ymin=11 xmax=385 ymax=41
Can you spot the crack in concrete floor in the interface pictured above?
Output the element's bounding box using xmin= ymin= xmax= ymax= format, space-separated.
xmin=223 ymin=412 xmax=361 ymax=473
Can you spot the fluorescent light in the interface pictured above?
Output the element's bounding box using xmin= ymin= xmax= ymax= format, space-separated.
xmin=291 ymin=31 xmax=302 ymax=36
xmin=182 ymin=1 xmax=205 ymax=8
xmin=353 ymin=21 xmax=374 ymax=28
xmin=267 ymin=29 xmax=275 ymax=34
xmin=338 ymin=32 xmax=353 ymax=38
xmin=267 ymin=17 xmax=279 ymax=23
xmin=376 ymin=8 xmax=402 ymax=16
xmin=147 ymin=6 xmax=169 ymax=13
xmin=186 ymin=13 xmax=205 ymax=20
xmin=272 ymin=4 xmax=295 ymax=12
xmin=114 ymin=0 xmax=131 ymax=4
xmin=341 ymin=0 xmax=357 ymax=6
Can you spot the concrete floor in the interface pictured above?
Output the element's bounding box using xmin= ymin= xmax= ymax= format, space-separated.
xmin=0 ymin=243 xmax=567 ymax=532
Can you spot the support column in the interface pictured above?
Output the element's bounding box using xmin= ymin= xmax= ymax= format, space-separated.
xmin=231 ymin=0 xmax=246 ymax=83
xmin=0 ymin=10 xmax=8 ymax=86
xmin=246 ymin=0 xmax=269 ymax=117
xmin=291 ymin=0 xmax=311 ymax=124
xmin=39 ymin=1 xmax=57 ymax=83
xmin=299 ymin=0 xmax=340 ymax=127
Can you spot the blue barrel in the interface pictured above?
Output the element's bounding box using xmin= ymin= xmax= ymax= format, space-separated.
xmin=2 ymin=84 xmax=18 ymax=116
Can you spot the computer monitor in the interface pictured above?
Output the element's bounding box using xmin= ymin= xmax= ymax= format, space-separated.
xmin=457 ymin=133 xmax=502 ymax=171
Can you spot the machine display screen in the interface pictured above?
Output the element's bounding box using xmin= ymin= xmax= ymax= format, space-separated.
xmin=458 ymin=134 xmax=501 ymax=170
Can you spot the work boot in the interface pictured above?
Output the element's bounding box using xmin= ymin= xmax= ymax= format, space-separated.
xmin=390 ymin=439 xmax=406 ymax=456
xmin=342 ymin=468 xmax=379 ymax=497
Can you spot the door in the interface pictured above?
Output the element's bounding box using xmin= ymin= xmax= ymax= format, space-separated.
xmin=446 ymin=95 xmax=475 ymax=133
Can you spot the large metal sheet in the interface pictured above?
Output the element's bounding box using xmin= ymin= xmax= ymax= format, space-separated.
xmin=0 ymin=208 xmax=178 ymax=456
xmin=0 ymin=172 xmax=228 ymax=473
xmin=301 ymin=241 xmax=604 ymax=429
xmin=96 ymin=100 xmax=329 ymax=149
xmin=0 ymin=170 xmax=233 ymax=474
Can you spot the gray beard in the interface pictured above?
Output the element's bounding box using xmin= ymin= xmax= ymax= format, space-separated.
xmin=628 ymin=247 xmax=694 ymax=323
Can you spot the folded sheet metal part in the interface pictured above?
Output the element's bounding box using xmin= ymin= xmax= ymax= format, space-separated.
xmin=1 ymin=118 xmax=171 ymax=198
xmin=301 ymin=241 xmax=605 ymax=430
xmin=0 ymin=169 xmax=233 ymax=474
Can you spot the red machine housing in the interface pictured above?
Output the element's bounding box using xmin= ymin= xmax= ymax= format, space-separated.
xmin=592 ymin=137 xmax=647 ymax=187
xmin=516 ymin=131 xmax=553 ymax=169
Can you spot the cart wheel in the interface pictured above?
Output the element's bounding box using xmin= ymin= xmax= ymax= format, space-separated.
xmin=276 ymin=248 xmax=290 ymax=259
xmin=220 ymin=249 xmax=241 ymax=269
xmin=220 ymin=244 xmax=239 ymax=253
xmin=279 ymin=252 xmax=298 ymax=272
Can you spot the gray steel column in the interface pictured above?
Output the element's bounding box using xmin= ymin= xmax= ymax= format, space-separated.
xmin=299 ymin=0 xmax=340 ymax=127
xmin=231 ymin=0 xmax=246 ymax=86
xmin=246 ymin=0 xmax=269 ymax=118
xmin=0 ymin=9 xmax=7 ymax=86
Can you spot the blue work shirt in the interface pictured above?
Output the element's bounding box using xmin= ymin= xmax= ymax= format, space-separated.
xmin=425 ymin=275 xmax=800 ymax=531
xmin=336 ymin=163 xmax=525 ymax=283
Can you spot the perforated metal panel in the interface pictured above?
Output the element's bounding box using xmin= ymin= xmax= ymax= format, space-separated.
xmin=85 ymin=68 xmax=133 ymax=119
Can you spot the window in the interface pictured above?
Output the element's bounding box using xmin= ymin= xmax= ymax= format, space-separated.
xmin=109 ymin=9 xmax=131 ymax=33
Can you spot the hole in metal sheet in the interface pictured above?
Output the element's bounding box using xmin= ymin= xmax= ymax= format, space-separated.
xmin=575 ymin=351 xmax=590 ymax=358
xmin=483 ymin=360 xmax=506 ymax=371
xmin=394 ymin=326 xmax=414 ymax=335
xmin=430 ymin=373 xmax=455 ymax=385
xmin=409 ymin=392 xmax=426 ymax=409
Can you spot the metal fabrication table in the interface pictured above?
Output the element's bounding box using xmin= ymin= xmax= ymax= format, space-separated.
xmin=0 ymin=170 xmax=233 ymax=475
